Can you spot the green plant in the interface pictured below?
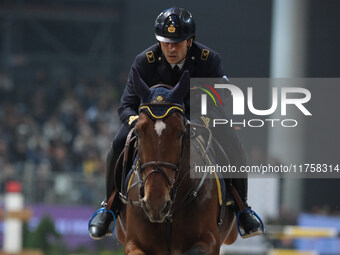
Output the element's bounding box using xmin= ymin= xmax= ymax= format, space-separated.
xmin=23 ymin=215 xmax=67 ymax=255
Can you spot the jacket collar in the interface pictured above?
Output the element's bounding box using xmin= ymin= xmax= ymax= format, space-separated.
xmin=156 ymin=46 xmax=196 ymax=85
xmin=156 ymin=56 xmax=173 ymax=85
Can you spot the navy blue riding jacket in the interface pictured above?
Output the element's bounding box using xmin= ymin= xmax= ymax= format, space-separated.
xmin=118 ymin=41 xmax=225 ymax=125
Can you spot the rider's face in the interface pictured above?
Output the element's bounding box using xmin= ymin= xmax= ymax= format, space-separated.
xmin=160 ymin=39 xmax=193 ymax=65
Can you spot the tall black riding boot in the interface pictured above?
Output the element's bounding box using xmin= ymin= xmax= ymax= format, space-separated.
xmin=89 ymin=124 xmax=132 ymax=240
xmin=232 ymin=178 xmax=264 ymax=238
xmin=89 ymin=145 xmax=119 ymax=240
xmin=105 ymin=144 xmax=123 ymax=216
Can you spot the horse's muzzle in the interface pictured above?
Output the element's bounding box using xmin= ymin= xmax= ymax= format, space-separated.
xmin=141 ymin=199 xmax=172 ymax=223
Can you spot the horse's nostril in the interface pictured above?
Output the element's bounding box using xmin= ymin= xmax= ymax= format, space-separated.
xmin=141 ymin=199 xmax=149 ymax=213
xmin=162 ymin=200 xmax=172 ymax=215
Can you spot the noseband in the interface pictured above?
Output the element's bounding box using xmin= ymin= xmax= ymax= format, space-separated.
xmin=140 ymin=162 xmax=179 ymax=186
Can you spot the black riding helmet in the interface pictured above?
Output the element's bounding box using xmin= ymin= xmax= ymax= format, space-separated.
xmin=155 ymin=7 xmax=195 ymax=43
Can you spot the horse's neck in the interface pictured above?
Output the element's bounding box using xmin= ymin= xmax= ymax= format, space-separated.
xmin=177 ymin=134 xmax=208 ymax=187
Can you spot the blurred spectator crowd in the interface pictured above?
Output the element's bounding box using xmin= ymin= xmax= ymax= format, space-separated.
xmin=0 ymin=69 xmax=123 ymax=205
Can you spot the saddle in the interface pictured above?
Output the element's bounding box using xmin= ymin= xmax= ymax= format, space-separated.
xmin=114 ymin=127 xmax=138 ymax=197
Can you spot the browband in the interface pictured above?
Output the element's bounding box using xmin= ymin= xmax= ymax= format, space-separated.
xmin=139 ymin=103 xmax=184 ymax=120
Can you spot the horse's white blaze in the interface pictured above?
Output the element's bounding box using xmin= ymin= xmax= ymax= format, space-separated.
xmin=154 ymin=120 xmax=166 ymax=137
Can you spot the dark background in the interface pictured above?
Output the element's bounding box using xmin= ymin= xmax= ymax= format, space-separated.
xmin=0 ymin=0 xmax=339 ymax=212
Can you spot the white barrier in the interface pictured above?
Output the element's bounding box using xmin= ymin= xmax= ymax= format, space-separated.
xmin=0 ymin=181 xmax=42 ymax=255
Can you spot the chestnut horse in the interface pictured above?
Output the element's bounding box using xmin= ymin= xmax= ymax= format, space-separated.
xmin=115 ymin=69 xmax=237 ymax=255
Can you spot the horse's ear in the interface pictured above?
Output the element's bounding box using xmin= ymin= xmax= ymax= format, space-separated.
xmin=172 ymin=70 xmax=190 ymax=102
xmin=132 ymin=67 xmax=150 ymax=99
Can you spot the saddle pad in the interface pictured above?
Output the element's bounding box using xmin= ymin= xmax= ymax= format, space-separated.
xmin=123 ymin=157 xmax=138 ymax=195
xmin=193 ymin=137 xmax=234 ymax=207
xmin=217 ymin=171 xmax=234 ymax=206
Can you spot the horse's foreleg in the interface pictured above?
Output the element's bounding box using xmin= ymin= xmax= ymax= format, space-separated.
xmin=182 ymin=232 xmax=219 ymax=255
xmin=125 ymin=240 xmax=146 ymax=255
xmin=182 ymin=246 xmax=210 ymax=255
xmin=224 ymin=218 xmax=238 ymax=245
xmin=182 ymin=243 xmax=219 ymax=255
xmin=115 ymin=218 xmax=126 ymax=244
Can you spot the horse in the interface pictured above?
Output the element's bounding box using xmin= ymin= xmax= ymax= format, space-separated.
xmin=115 ymin=68 xmax=238 ymax=255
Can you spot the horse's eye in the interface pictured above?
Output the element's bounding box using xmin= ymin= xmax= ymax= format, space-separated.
xmin=177 ymin=129 xmax=186 ymax=139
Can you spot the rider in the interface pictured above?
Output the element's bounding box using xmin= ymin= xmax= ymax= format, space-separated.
xmin=89 ymin=7 xmax=263 ymax=240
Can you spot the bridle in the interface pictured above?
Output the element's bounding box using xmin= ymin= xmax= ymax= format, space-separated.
xmin=119 ymin=101 xmax=214 ymax=255
xmin=119 ymin=100 xmax=188 ymax=207
xmin=135 ymin=101 xmax=188 ymax=203
xmin=119 ymin=100 xmax=216 ymax=205
xmin=118 ymin=81 xmax=217 ymax=213
xmin=137 ymin=161 xmax=180 ymax=200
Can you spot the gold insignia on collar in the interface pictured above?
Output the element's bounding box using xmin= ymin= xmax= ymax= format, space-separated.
xmin=146 ymin=51 xmax=155 ymax=63
xmin=168 ymin=24 xmax=176 ymax=33
xmin=156 ymin=96 xmax=163 ymax=102
xmin=200 ymin=49 xmax=210 ymax=61
xmin=128 ymin=115 xmax=139 ymax=125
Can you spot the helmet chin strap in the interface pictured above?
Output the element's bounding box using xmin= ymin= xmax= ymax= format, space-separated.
xmin=185 ymin=38 xmax=193 ymax=60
